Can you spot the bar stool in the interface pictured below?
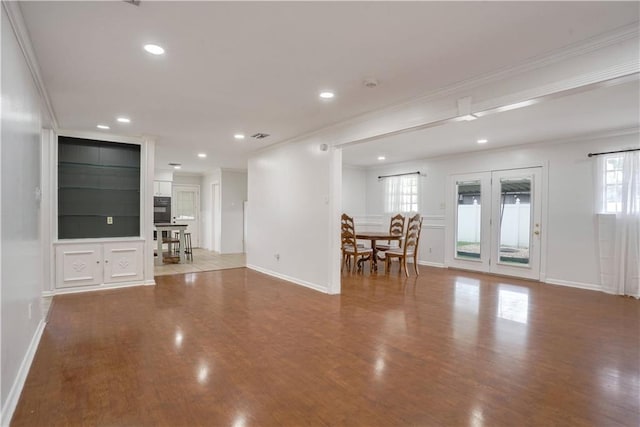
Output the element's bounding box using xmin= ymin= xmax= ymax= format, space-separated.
xmin=174 ymin=232 xmax=193 ymax=261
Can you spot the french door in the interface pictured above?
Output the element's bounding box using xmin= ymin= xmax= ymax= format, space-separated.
xmin=447 ymin=167 xmax=542 ymax=280
xmin=172 ymin=185 xmax=200 ymax=248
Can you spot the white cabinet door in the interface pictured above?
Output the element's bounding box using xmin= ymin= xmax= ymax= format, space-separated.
xmin=154 ymin=181 xmax=172 ymax=197
xmin=103 ymin=241 xmax=144 ymax=283
xmin=56 ymin=244 xmax=103 ymax=288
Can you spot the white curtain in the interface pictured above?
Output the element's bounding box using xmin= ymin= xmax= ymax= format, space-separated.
xmin=597 ymin=151 xmax=640 ymax=297
xmin=384 ymin=175 xmax=418 ymax=213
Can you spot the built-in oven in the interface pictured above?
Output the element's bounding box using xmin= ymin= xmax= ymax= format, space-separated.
xmin=153 ymin=196 xmax=171 ymax=224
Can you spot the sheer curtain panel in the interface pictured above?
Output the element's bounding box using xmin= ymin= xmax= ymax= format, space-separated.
xmin=596 ymin=151 xmax=640 ymax=297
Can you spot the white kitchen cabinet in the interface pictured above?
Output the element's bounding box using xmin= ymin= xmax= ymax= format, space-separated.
xmin=55 ymin=240 xmax=144 ymax=289
xmin=153 ymin=180 xmax=172 ymax=197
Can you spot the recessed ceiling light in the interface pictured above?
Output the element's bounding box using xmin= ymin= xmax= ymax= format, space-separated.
xmin=197 ymin=153 xmax=207 ymax=158
xmin=96 ymin=124 xmax=110 ymax=130
xmin=117 ymin=117 xmax=131 ymax=123
xmin=234 ymin=134 xmax=245 ymax=140
xmin=143 ymin=44 xmax=165 ymax=55
xmin=377 ymin=156 xmax=386 ymax=161
xmin=477 ymin=139 xmax=488 ymax=144
xmin=173 ymin=165 xmax=181 ymax=170
xmin=319 ymin=91 xmax=335 ymax=99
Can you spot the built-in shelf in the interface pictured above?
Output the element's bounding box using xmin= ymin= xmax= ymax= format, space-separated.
xmin=58 ymin=136 xmax=141 ymax=239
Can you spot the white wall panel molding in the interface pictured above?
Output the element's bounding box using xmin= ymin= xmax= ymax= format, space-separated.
xmin=417 ymin=261 xmax=447 ymax=268
xmin=0 ymin=319 xmax=45 ymax=427
xmin=1 ymin=1 xmax=57 ymax=128
xmin=247 ymin=264 xmax=329 ymax=295
xmin=422 ymin=224 xmax=445 ymax=229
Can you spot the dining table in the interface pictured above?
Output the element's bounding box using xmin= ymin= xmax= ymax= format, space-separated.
xmin=355 ymin=231 xmax=403 ymax=273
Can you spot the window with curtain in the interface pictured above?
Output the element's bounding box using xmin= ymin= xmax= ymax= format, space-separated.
xmin=600 ymin=154 xmax=640 ymax=213
xmin=596 ymin=150 xmax=640 ymax=298
xmin=384 ymin=175 xmax=418 ymax=213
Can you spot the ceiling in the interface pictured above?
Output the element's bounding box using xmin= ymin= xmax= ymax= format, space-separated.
xmin=342 ymin=79 xmax=640 ymax=167
xmin=20 ymin=1 xmax=640 ymax=173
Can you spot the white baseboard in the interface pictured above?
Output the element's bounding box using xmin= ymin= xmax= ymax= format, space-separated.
xmin=51 ymin=280 xmax=151 ymax=296
xmin=545 ymin=278 xmax=602 ymax=292
xmin=247 ymin=264 xmax=329 ymax=294
xmin=1 ymin=319 xmax=45 ymax=427
xmin=417 ymin=260 xmax=447 ymax=268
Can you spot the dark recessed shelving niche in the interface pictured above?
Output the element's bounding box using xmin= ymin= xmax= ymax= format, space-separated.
xmin=58 ymin=136 xmax=141 ymax=239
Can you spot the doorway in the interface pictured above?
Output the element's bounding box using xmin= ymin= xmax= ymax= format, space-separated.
xmin=172 ymin=184 xmax=200 ymax=247
xmin=446 ymin=167 xmax=543 ymax=280
xmin=211 ymin=183 xmax=221 ymax=252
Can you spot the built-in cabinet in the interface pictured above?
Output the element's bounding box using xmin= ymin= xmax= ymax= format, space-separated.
xmin=153 ymin=180 xmax=172 ymax=197
xmin=50 ymin=132 xmax=153 ymax=293
xmin=55 ymin=241 xmax=144 ymax=289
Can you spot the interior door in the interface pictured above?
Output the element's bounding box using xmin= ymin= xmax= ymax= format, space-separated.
xmin=172 ymin=185 xmax=200 ymax=247
xmin=490 ymin=168 xmax=542 ymax=280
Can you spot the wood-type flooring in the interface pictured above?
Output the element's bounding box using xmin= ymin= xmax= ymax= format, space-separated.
xmin=11 ymin=266 xmax=640 ymax=426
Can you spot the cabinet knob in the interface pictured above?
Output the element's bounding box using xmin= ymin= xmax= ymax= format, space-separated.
xmin=96 ymin=261 xmax=100 ymax=264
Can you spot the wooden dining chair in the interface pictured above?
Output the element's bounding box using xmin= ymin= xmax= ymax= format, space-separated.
xmin=341 ymin=213 xmax=373 ymax=273
xmin=376 ymin=213 xmax=406 ymax=253
xmin=384 ymin=213 xmax=422 ymax=277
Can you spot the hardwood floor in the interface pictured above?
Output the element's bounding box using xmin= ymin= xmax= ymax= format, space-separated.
xmin=11 ymin=266 xmax=640 ymax=426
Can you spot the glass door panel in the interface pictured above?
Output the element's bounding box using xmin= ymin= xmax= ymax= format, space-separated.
xmin=456 ymin=180 xmax=482 ymax=260
xmin=447 ymin=172 xmax=491 ymax=272
xmin=497 ymin=177 xmax=531 ymax=266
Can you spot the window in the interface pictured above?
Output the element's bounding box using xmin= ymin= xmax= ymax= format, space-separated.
xmin=599 ymin=152 xmax=640 ymax=214
xmin=603 ymin=155 xmax=623 ymax=213
xmin=175 ymin=190 xmax=197 ymax=220
xmin=384 ymin=175 xmax=418 ymax=213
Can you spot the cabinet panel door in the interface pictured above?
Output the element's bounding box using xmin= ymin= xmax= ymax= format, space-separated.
xmin=56 ymin=244 xmax=102 ymax=288
xmin=103 ymin=241 xmax=144 ymax=283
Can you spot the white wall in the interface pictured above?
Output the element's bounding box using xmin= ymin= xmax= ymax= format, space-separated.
xmin=173 ymin=173 xmax=201 ymax=186
xmin=341 ymin=166 xmax=367 ymax=216
xmin=352 ymin=131 xmax=639 ymax=288
xmin=220 ymin=170 xmax=247 ymax=254
xmin=248 ymin=141 xmax=341 ymax=294
xmin=1 ymin=5 xmax=45 ymax=421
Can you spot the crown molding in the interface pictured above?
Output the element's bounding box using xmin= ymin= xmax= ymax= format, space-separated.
xmin=254 ymin=22 xmax=639 ymax=156
xmin=2 ymin=1 xmax=58 ymax=129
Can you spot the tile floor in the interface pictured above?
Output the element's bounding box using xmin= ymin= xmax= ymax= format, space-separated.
xmin=154 ymin=248 xmax=246 ymax=276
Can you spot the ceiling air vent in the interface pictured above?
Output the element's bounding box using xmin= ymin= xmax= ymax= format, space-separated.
xmin=251 ymin=133 xmax=270 ymax=140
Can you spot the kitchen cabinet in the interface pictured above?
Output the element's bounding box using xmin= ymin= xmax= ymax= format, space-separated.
xmin=153 ymin=180 xmax=172 ymax=197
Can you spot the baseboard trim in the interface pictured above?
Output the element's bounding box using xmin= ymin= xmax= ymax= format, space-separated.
xmin=545 ymin=278 xmax=602 ymax=292
xmin=1 ymin=319 xmax=46 ymax=427
xmin=50 ymin=280 xmax=150 ymax=296
xmin=417 ymin=260 xmax=447 ymax=268
xmin=247 ymin=264 xmax=329 ymax=294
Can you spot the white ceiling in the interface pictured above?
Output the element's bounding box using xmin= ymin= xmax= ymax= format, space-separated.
xmin=343 ymin=79 xmax=640 ymax=166
xmin=20 ymin=1 xmax=640 ymax=172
